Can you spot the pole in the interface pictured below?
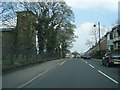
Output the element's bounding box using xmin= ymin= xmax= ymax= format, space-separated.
xmin=98 ymin=22 xmax=101 ymax=58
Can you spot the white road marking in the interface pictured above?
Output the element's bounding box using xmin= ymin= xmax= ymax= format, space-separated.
xmin=18 ymin=64 xmax=58 ymax=88
xmin=89 ymin=64 xmax=95 ymax=68
xmin=98 ymin=70 xmax=118 ymax=84
xmin=81 ymin=59 xmax=84 ymax=61
xmin=85 ymin=61 xmax=88 ymax=63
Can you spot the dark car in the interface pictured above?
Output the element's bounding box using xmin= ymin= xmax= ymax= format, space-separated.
xmin=83 ymin=54 xmax=91 ymax=59
xmin=102 ymin=52 xmax=120 ymax=67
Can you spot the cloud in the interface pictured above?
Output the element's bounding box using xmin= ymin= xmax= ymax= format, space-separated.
xmin=70 ymin=22 xmax=112 ymax=52
xmin=70 ymin=22 xmax=94 ymax=52
xmin=66 ymin=0 xmax=119 ymax=11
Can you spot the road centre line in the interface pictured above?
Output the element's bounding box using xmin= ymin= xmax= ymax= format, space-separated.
xmin=18 ymin=64 xmax=58 ymax=88
xmin=98 ymin=70 xmax=118 ymax=84
xmin=59 ymin=59 xmax=67 ymax=65
xmin=89 ymin=64 xmax=95 ymax=68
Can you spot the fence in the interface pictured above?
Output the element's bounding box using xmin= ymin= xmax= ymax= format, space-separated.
xmin=2 ymin=46 xmax=61 ymax=70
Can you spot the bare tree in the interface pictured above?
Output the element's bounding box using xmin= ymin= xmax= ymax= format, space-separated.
xmin=89 ymin=24 xmax=106 ymax=46
xmin=90 ymin=27 xmax=98 ymax=45
xmin=85 ymin=39 xmax=94 ymax=48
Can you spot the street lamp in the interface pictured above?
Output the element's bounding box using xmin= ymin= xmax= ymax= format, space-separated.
xmin=93 ymin=22 xmax=101 ymax=58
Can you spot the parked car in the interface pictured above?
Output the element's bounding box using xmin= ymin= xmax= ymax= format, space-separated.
xmin=102 ymin=52 xmax=120 ymax=67
xmin=83 ymin=54 xmax=91 ymax=59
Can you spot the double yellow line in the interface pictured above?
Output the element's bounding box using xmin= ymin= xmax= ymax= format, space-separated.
xmin=59 ymin=59 xmax=68 ymax=65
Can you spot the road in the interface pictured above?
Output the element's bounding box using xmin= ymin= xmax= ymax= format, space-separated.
xmin=23 ymin=58 xmax=119 ymax=88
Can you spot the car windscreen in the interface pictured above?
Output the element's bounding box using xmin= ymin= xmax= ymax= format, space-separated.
xmin=111 ymin=53 xmax=120 ymax=56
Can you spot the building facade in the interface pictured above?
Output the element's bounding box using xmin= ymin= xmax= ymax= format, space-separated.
xmin=112 ymin=25 xmax=120 ymax=50
xmin=105 ymin=31 xmax=114 ymax=50
xmin=106 ymin=25 xmax=120 ymax=50
xmin=86 ymin=24 xmax=120 ymax=58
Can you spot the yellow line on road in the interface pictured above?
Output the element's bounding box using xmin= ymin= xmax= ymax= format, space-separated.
xmin=18 ymin=64 xmax=58 ymax=88
xmin=59 ymin=59 xmax=68 ymax=65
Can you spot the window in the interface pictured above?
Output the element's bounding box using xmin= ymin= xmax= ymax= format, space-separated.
xmin=118 ymin=42 xmax=120 ymax=49
xmin=107 ymin=35 xmax=110 ymax=40
xmin=110 ymin=33 xmax=113 ymax=39
xmin=110 ymin=45 xmax=114 ymax=50
xmin=117 ymin=30 xmax=120 ymax=36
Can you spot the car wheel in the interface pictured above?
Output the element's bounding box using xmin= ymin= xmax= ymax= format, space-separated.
xmin=106 ymin=62 xmax=110 ymax=67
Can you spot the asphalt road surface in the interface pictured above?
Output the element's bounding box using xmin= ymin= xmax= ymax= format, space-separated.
xmin=24 ymin=58 xmax=120 ymax=88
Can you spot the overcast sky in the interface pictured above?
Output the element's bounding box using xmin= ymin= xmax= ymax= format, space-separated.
xmin=65 ymin=0 xmax=119 ymax=53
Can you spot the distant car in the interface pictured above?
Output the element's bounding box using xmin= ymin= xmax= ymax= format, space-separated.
xmin=66 ymin=55 xmax=70 ymax=58
xmin=102 ymin=52 xmax=120 ymax=67
xmin=83 ymin=54 xmax=91 ymax=59
xmin=66 ymin=56 xmax=70 ymax=59
xmin=76 ymin=55 xmax=81 ymax=58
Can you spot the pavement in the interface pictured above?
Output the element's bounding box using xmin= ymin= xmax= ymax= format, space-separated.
xmin=2 ymin=59 xmax=64 ymax=88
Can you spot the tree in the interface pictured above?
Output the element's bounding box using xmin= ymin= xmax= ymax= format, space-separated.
xmin=1 ymin=2 xmax=76 ymax=58
xmin=35 ymin=2 xmax=76 ymax=56
xmin=85 ymin=39 xmax=94 ymax=48
xmin=87 ymin=24 xmax=106 ymax=48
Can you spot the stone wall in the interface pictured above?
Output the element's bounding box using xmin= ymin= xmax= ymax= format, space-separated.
xmin=1 ymin=11 xmax=37 ymax=62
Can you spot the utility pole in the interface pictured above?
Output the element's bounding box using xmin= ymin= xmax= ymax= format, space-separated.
xmin=98 ymin=22 xmax=101 ymax=52
xmin=93 ymin=22 xmax=101 ymax=58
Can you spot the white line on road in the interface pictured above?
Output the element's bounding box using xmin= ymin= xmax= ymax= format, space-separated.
xmin=81 ymin=59 xmax=84 ymax=61
xmin=85 ymin=61 xmax=88 ymax=64
xmin=89 ymin=64 xmax=95 ymax=68
xmin=98 ymin=70 xmax=118 ymax=84
xmin=18 ymin=64 xmax=58 ymax=88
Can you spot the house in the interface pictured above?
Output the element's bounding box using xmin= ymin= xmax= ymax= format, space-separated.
xmin=105 ymin=25 xmax=120 ymax=50
xmin=86 ymin=24 xmax=120 ymax=58
xmin=105 ymin=31 xmax=114 ymax=50
xmin=112 ymin=25 xmax=120 ymax=50
xmin=100 ymin=36 xmax=106 ymax=51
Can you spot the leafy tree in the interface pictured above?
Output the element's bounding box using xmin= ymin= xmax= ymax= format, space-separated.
xmin=1 ymin=2 xmax=76 ymax=58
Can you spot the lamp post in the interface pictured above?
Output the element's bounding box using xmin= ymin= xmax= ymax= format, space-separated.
xmin=93 ymin=22 xmax=101 ymax=58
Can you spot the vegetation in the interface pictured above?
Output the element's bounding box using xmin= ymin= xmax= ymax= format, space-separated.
xmin=1 ymin=2 xmax=76 ymax=67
